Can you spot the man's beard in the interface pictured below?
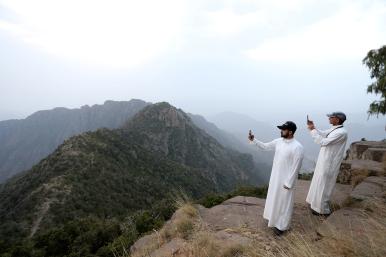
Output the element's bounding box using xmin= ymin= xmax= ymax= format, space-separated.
xmin=281 ymin=132 xmax=289 ymax=138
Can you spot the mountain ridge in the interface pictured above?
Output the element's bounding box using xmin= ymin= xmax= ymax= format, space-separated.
xmin=0 ymin=102 xmax=263 ymax=256
xmin=0 ymin=99 xmax=151 ymax=182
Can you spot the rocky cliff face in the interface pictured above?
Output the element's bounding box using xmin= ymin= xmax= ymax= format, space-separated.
xmin=337 ymin=140 xmax=386 ymax=184
xmin=122 ymin=102 xmax=262 ymax=189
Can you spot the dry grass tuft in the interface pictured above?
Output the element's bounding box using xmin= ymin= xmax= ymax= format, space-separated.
xmin=183 ymin=231 xmax=246 ymax=257
xmin=153 ymin=190 xmax=200 ymax=241
xmin=351 ymin=169 xmax=371 ymax=186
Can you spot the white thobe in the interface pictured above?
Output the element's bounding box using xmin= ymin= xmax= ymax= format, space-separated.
xmin=306 ymin=125 xmax=348 ymax=214
xmin=251 ymin=138 xmax=304 ymax=231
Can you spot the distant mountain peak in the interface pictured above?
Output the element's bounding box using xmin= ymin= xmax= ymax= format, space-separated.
xmin=0 ymin=101 xmax=262 ymax=250
xmin=124 ymin=102 xmax=192 ymax=130
xmin=0 ymin=99 xmax=151 ymax=183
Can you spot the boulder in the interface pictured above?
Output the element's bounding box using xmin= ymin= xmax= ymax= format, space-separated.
xmin=130 ymin=233 xmax=159 ymax=254
xmin=339 ymin=141 xmax=386 ymax=185
xmin=147 ymin=238 xmax=186 ymax=257
xmin=350 ymin=176 xmax=386 ymax=201
xmin=363 ymin=148 xmax=386 ymax=162
xmin=198 ymin=196 xmax=266 ymax=231
xmin=345 ymin=141 xmax=386 ymax=161
xmin=316 ymin=199 xmax=386 ymax=257
xmin=337 ymin=159 xmax=385 ymax=184
xmin=295 ymin=180 xmax=352 ymax=207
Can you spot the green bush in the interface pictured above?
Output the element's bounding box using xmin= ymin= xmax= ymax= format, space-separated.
xmin=197 ymin=185 xmax=268 ymax=208
xmin=298 ymin=172 xmax=314 ymax=180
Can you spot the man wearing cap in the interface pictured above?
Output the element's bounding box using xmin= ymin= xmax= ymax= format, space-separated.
xmin=248 ymin=121 xmax=304 ymax=235
xmin=306 ymin=112 xmax=348 ymax=216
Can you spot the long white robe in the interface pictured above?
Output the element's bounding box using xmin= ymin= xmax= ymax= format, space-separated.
xmin=251 ymin=138 xmax=304 ymax=231
xmin=306 ymin=125 xmax=348 ymax=214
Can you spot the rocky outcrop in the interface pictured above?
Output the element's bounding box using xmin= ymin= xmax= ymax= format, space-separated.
xmin=345 ymin=140 xmax=386 ymax=160
xmin=130 ymin=140 xmax=386 ymax=257
xmin=337 ymin=140 xmax=386 ymax=184
xmin=130 ymin=180 xmax=353 ymax=256
xmin=349 ymin=176 xmax=386 ymax=201
xmin=316 ymin=176 xmax=386 ymax=257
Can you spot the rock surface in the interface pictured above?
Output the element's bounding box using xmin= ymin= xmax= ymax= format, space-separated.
xmin=345 ymin=141 xmax=386 ymax=161
xmin=337 ymin=140 xmax=386 ymax=184
xmin=131 ymin=180 xmax=355 ymax=256
xmin=350 ymin=176 xmax=386 ymax=200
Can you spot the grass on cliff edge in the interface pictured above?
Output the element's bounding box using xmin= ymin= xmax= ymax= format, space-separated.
xmin=128 ymin=191 xmax=386 ymax=257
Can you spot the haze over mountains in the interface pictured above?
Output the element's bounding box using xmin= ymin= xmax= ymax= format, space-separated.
xmin=0 ymin=100 xmax=274 ymax=184
xmin=0 ymin=99 xmax=150 ymax=182
xmin=209 ymin=111 xmax=386 ymax=171
xmin=0 ymin=99 xmax=384 ymax=256
xmin=1 ymin=99 xmax=384 ymax=184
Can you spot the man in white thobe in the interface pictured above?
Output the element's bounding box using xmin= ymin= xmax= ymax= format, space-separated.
xmin=306 ymin=112 xmax=348 ymax=215
xmin=249 ymin=121 xmax=304 ymax=235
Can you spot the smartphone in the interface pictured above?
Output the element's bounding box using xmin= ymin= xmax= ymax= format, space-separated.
xmin=307 ymin=115 xmax=313 ymax=125
xmin=248 ymin=129 xmax=254 ymax=140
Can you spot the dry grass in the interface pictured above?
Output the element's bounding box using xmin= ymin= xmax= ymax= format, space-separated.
xmin=244 ymin=232 xmax=326 ymax=257
xmin=157 ymin=205 xmax=198 ymax=242
xmin=312 ymin=199 xmax=386 ymax=257
xmin=182 ymin=231 xmax=246 ymax=257
xmin=187 ymin=199 xmax=386 ymax=257
xmin=153 ymin=193 xmax=199 ymax=244
xmin=130 ymin=185 xmax=386 ymax=257
xmin=351 ymin=169 xmax=371 ymax=186
xmin=130 ymin=192 xmax=199 ymax=257
xmin=174 ymin=216 xmax=195 ymax=239
xmin=130 ymin=208 xmax=386 ymax=257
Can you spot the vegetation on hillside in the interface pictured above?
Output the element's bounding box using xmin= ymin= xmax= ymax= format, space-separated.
xmin=363 ymin=45 xmax=386 ymax=116
xmin=0 ymin=103 xmax=265 ymax=256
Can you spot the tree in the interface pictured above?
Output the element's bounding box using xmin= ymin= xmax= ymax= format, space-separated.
xmin=362 ymin=45 xmax=386 ymax=116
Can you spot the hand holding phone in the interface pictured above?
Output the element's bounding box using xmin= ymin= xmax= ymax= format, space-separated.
xmin=307 ymin=115 xmax=315 ymax=130
xmin=307 ymin=115 xmax=314 ymax=124
xmin=248 ymin=129 xmax=254 ymax=141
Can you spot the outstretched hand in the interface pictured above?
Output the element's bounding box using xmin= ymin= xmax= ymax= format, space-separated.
xmin=307 ymin=120 xmax=315 ymax=130
xmin=248 ymin=130 xmax=254 ymax=141
xmin=307 ymin=115 xmax=315 ymax=130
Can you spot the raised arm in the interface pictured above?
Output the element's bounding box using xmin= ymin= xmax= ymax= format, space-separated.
xmin=284 ymin=146 xmax=304 ymax=189
xmin=308 ymin=120 xmax=330 ymax=138
xmin=250 ymin=138 xmax=279 ymax=151
xmin=310 ymin=129 xmax=347 ymax=146
xmin=312 ymin=128 xmax=330 ymax=137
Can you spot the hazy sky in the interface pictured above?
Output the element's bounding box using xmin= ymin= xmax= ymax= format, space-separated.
xmin=0 ymin=0 xmax=385 ymax=123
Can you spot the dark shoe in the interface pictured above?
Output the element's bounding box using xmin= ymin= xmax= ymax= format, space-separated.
xmin=273 ymin=227 xmax=285 ymax=236
xmin=311 ymin=209 xmax=330 ymax=217
xmin=311 ymin=209 xmax=320 ymax=215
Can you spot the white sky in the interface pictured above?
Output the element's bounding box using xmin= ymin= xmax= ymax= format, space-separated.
xmin=0 ymin=0 xmax=385 ymax=123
